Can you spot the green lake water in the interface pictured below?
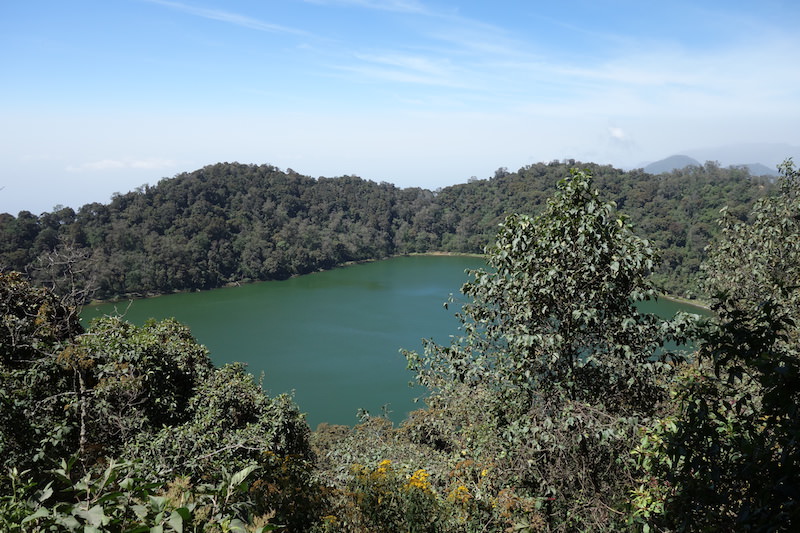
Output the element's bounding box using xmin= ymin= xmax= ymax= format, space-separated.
xmin=84 ymin=255 xmax=707 ymax=428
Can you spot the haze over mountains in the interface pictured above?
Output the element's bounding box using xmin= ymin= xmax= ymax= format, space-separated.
xmin=639 ymin=142 xmax=800 ymax=175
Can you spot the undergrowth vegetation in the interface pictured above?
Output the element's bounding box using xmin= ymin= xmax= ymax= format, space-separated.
xmin=1 ymin=162 xmax=797 ymax=531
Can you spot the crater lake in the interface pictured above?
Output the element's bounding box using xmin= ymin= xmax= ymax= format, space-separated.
xmin=83 ymin=255 xmax=705 ymax=428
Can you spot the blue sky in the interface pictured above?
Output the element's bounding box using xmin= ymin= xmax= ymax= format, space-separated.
xmin=2 ymin=0 xmax=799 ymax=214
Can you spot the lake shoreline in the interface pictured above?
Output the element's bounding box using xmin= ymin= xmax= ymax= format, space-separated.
xmin=86 ymin=251 xmax=711 ymax=315
xmin=657 ymin=292 xmax=711 ymax=312
xmin=87 ymin=251 xmax=487 ymax=306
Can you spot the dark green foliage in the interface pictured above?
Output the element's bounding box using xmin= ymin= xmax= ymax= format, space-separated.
xmin=64 ymin=317 xmax=216 ymax=462
xmin=457 ymin=171 xmax=684 ymax=411
xmin=430 ymin=160 xmax=772 ymax=297
xmin=124 ymin=362 xmax=319 ymax=529
xmin=635 ymin=160 xmax=800 ymax=531
xmin=0 ymin=271 xmax=84 ymax=472
xmin=409 ymin=170 xmax=694 ymax=410
xmin=672 ymin=161 xmax=799 ymax=530
xmin=403 ymin=170 xmax=699 ymax=530
xmin=0 ymin=272 xmax=321 ymax=530
xmin=126 ymin=362 xmax=310 ymax=479
xmin=1 ymin=456 xmax=285 ymax=532
xmin=0 ymin=161 xmax=773 ymax=301
xmin=0 ymin=270 xmax=82 ymax=366
xmin=3 ymin=165 xmax=415 ymax=299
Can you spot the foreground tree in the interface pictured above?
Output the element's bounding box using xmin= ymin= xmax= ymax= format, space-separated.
xmin=405 ymin=169 xmax=694 ymax=530
xmin=635 ymin=160 xmax=800 ymax=531
xmin=0 ymin=271 xmax=83 ymax=472
xmin=0 ymin=272 xmax=322 ymax=530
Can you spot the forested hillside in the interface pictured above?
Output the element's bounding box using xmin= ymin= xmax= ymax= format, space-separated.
xmin=1 ymin=160 xmax=773 ymax=300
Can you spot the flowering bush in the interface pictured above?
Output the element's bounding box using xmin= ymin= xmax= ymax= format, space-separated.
xmin=344 ymin=459 xmax=440 ymax=532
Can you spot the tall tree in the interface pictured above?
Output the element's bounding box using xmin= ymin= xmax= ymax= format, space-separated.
xmin=406 ymin=169 xmax=693 ymax=529
xmin=411 ymin=169 xmax=688 ymax=412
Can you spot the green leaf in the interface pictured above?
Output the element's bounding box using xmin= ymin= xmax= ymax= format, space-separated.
xmin=94 ymin=490 xmax=124 ymax=506
xmin=167 ymin=509 xmax=187 ymax=533
xmin=132 ymin=504 xmax=149 ymax=520
xmin=21 ymin=507 xmax=50 ymax=524
xmin=76 ymin=504 xmax=109 ymax=527
xmin=227 ymin=464 xmax=258 ymax=497
xmin=37 ymin=482 xmax=54 ymax=503
xmin=55 ymin=513 xmax=82 ymax=530
xmin=227 ymin=518 xmax=249 ymax=532
xmin=149 ymin=495 xmax=168 ymax=513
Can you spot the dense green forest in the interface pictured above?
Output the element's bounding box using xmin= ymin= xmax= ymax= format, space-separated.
xmin=1 ymin=161 xmax=797 ymax=531
xmin=0 ymin=160 xmax=774 ymax=301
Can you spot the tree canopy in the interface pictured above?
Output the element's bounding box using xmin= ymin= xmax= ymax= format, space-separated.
xmin=402 ymin=170 xmax=698 ymax=529
xmin=1 ymin=160 xmax=774 ymax=301
xmin=0 ymin=273 xmax=317 ymax=531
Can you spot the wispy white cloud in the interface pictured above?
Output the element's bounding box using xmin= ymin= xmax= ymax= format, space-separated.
xmin=340 ymin=52 xmax=466 ymax=87
xmin=144 ymin=0 xmax=310 ymax=36
xmin=354 ymin=53 xmax=449 ymax=77
xmin=323 ymin=14 xmax=539 ymax=96
xmin=301 ymin=0 xmax=431 ymax=15
xmin=542 ymin=37 xmax=800 ymax=117
xmin=336 ymin=14 xmax=800 ymax=120
xmin=302 ymin=0 xmax=800 ymax=123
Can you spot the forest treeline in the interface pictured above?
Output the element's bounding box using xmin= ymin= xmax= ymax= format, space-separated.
xmin=0 ymin=160 xmax=775 ymax=300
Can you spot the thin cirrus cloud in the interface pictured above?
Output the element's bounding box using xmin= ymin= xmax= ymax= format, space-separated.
xmin=134 ymin=0 xmax=800 ymax=129
xmin=341 ymin=3 xmax=797 ymax=119
xmin=301 ymin=0 xmax=431 ymax=15
xmin=143 ymin=0 xmax=310 ymax=36
xmin=340 ymin=52 xmax=467 ymax=88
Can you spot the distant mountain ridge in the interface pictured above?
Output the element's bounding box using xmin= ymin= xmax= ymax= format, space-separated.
xmin=734 ymin=163 xmax=780 ymax=176
xmin=643 ymin=155 xmax=701 ymax=174
xmin=641 ymin=143 xmax=799 ymax=176
xmin=682 ymin=142 xmax=800 ymax=170
xmin=644 ymin=156 xmax=781 ymax=177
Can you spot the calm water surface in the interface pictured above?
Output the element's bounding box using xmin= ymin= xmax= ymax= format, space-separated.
xmin=84 ymin=256 xmax=706 ymax=427
xmin=85 ymin=256 xmax=485 ymax=427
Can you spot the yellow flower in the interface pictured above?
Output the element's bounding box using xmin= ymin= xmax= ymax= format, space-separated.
xmin=449 ymin=485 xmax=471 ymax=504
xmin=376 ymin=459 xmax=392 ymax=476
xmin=406 ymin=468 xmax=432 ymax=491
